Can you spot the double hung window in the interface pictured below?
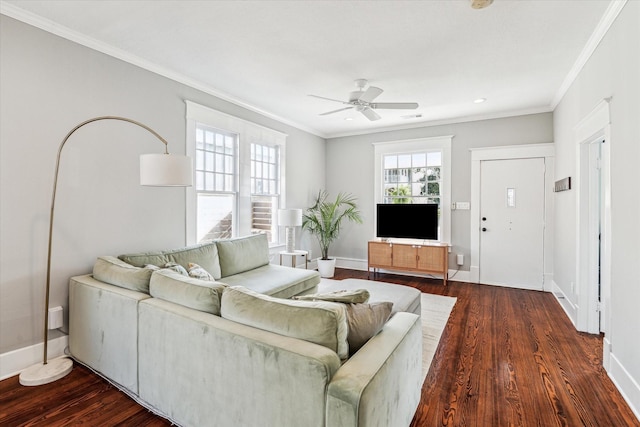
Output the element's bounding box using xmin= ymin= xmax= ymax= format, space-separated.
xmin=186 ymin=101 xmax=286 ymax=246
xmin=250 ymin=143 xmax=280 ymax=243
xmin=194 ymin=124 xmax=236 ymax=242
xmin=374 ymin=136 xmax=452 ymax=242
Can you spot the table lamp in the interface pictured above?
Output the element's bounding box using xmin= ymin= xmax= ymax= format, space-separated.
xmin=278 ymin=209 xmax=302 ymax=253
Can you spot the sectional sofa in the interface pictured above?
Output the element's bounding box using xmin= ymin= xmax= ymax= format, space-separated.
xmin=68 ymin=234 xmax=422 ymax=427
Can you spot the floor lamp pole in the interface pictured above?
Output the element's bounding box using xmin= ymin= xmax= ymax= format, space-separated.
xmin=19 ymin=116 xmax=191 ymax=386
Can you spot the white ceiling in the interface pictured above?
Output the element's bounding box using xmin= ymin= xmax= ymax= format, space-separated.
xmin=2 ymin=0 xmax=614 ymax=138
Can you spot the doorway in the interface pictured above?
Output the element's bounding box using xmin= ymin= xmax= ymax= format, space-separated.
xmin=479 ymin=157 xmax=546 ymax=290
xmin=469 ymin=144 xmax=555 ymax=289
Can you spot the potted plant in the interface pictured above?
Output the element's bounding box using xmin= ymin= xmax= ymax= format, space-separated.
xmin=302 ymin=190 xmax=363 ymax=278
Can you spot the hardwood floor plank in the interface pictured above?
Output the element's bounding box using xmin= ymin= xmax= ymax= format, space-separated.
xmin=1 ymin=269 xmax=638 ymax=427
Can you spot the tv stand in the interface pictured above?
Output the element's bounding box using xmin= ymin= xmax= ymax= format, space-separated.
xmin=368 ymin=240 xmax=449 ymax=286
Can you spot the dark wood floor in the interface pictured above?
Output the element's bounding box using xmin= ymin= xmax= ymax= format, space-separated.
xmin=1 ymin=269 xmax=638 ymax=427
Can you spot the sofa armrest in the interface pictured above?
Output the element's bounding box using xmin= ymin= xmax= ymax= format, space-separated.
xmin=69 ymin=274 xmax=150 ymax=393
xmin=326 ymin=312 xmax=422 ymax=427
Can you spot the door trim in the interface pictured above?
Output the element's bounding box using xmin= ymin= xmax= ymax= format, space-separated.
xmin=470 ymin=143 xmax=555 ymax=287
xmin=575 ymin=99 xmax=611 ymax=337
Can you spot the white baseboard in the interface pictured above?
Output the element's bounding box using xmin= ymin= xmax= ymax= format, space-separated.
xmin=551 ymin=280 xmax=577 ymax=328
xmin=608 ymin=353 xmax=640 ymax=422
xmin=0 ymin=335 xmax=69 ymax=380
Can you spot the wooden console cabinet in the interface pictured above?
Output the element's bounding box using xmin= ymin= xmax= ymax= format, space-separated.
xmin=368 ymin=240 xmax=449 ymax=286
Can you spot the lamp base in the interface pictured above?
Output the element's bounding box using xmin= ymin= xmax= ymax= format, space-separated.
xmin=19 ymin=357 xmax=73 ymax=386
xmin=285 ymin=226 xmax=296 ymax=253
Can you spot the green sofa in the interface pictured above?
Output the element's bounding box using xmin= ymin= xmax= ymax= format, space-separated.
xmin=68 ymin=234 xmax=422 ymax=427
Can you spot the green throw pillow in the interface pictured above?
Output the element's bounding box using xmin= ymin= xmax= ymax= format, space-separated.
xmin=293 ymin=288 xmax=370 ymax=304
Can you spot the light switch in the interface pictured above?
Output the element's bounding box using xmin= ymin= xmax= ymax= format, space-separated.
xmin=456 ymin=202 xmax=470 ymax=210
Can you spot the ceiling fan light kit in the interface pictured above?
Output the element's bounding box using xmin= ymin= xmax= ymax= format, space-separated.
xmin=309 ymin=79 xmax=419 ymax=122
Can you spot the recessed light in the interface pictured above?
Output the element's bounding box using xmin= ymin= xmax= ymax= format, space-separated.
xmin=344 ymin=117 xmax=354 ymax=121
xmin=474 ymin=98 xmax=486 ymax=104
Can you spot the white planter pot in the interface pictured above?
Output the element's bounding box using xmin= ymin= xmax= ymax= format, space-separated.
xmin=317 ymin=258 xmax=336 ymax=278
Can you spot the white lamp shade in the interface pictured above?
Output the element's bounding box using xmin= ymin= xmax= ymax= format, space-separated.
xmin=278 ymin=209 xmax=302 ymax=226
xmin=140 ymin=153 xmax=192 ymax=186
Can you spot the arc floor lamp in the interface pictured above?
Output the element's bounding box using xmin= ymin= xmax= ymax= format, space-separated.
xmin=19 ymin=116 xmax=192 ymax=386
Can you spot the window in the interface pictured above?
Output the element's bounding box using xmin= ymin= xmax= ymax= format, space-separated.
xmin=194 ymin=124 xmax=236 ymax=242
xmin=383 ymin=152 xmax=442 ymax=205
xmin=186 ymin=101 xmax=287 ymax=246
xmin=250 ymin=143 xmax=280 ymax=242
xmin=374 ymin=136 xmax=452 ymax=242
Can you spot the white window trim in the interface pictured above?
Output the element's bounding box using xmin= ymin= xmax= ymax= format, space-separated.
xmin=373 ymin=135 xmax=453 ymax=244
xmin=185 ymin=100 xmax=287 ymax=245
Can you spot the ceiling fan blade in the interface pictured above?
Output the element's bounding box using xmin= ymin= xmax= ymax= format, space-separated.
xmin=358 ymin=86 xmax=383 ymax=103
xmin=371 ymin=102 xmax=419 ymax=110
xmin=308 ymin=94 xmax=348 ymax=104
xmin=360 ymin=107 xmax=381 ymax=121
xmin=320 ymin=106 xmax=354 ymax=116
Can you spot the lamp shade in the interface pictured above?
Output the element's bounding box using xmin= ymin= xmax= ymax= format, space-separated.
xmin=278 ymin=209 xmax=302 ymax=227
xmin=140 ymin=153 xmax=192 ymax=186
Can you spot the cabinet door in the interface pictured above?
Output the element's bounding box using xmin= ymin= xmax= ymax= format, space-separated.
xmin=392 ymin=244 xmax=417 ymax=269
xmin=417 ymin=246 xmax=445 ymax=272
xmin=369 ymin=242 xmax=392 ymax=267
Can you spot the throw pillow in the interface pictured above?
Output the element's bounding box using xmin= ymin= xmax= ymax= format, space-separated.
xmin=293 ymin=288 xmax=370 ymax=304
xmin=188 ymin=262 xmax=214 ymax=281
xmin=164 ymin=262 xmax=188 ymax=276
xmin=345 ymin=301 xmax=393 ymax=355
xmin=92 ymin=256 xmax=153 ymax=293
xmin=149 ymin=269 xmax=227 ymax=316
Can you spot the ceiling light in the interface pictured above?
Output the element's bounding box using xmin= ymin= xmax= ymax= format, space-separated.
xmin=470 ymin=0 xmax=493 ymax=9
xmin=344 ymin=117 xmax=353 ymax=121
xmin=474 ymin=98 xmax=487 ymax=104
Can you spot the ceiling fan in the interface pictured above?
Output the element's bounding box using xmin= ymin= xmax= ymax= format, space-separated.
xmin=308 ymin=79 xmax=419 ymax=121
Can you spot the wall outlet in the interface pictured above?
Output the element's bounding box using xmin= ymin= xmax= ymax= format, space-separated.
xmin=456 ymin=253 xmax=464 ymax=266
xmin=48 ymin=306 xmax=63 ymax=330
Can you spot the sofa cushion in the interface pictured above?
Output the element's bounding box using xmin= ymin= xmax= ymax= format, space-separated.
xmin=221 ymin=286 xmax=349 ymax=360
xmin=216 ymin=234 xmax=269 ymax=277
xmin=118 ymin=241 xmax=222 ymax=280
xmin=93 ymin=256 xmax=153 ymax=293
xmin=220 ymin=264 xmax=320 ymax=298
xmin=293 ymin=289 xmax=392 ymax=355
xmin=150 ymin=269 xmax=227 ymax=315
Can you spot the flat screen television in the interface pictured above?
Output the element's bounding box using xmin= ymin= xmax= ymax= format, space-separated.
xmin=376 ymin=203 xmax=439 ymax=240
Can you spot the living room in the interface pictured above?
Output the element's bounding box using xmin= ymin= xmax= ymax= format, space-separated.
xmin=1 ymin=1 xmax=638 ymax=425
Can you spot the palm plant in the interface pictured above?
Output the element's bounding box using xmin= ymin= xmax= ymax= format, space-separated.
xmin=302 ymin=190 xmax=363 ymax=260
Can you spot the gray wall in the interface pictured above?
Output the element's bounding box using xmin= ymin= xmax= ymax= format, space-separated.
xmin=0 ymin=16 xmax=325 ymax=354
xmin=325 ymin=113 xmax=553 ymax=269
xmin=553 ymin=1 xmax=640 ymax=402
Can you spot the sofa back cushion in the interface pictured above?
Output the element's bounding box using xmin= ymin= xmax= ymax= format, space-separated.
xmin=216 ymin=234 xmax=269 ymax=278
xmin=118 ymin=242 xmax=222 ymax=280
xmin=93 ymin=256 xmax=153 ymax=293
xmin=150 ymin=269 xmax=227 ymax=315
xmin=221 ymin=286 xmax=349 ymax=360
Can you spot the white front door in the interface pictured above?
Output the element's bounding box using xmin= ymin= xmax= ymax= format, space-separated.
xmin=479 ymin=158 xmax=545 ymax=290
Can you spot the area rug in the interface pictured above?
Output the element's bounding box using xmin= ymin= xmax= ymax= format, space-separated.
xmin=421 ymin=292 xmax=457 ymax=382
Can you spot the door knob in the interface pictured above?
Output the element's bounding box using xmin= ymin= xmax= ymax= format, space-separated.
xmin=482 ymin=217 xmax=487 ymax=221
xmin=482 ymin=227 xmax=487 ymax=232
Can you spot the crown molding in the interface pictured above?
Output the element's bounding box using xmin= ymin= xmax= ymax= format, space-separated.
xmin=325 ymin=105 xmax=553 ymax=140
xmin=551 ymin=0 xmax=627 ymax=108
xmin=0 ymin=2 xmax=327 ymax=139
